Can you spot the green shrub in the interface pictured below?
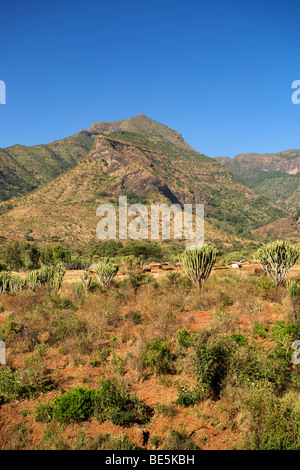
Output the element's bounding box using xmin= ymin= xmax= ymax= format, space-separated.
xmin=176 ymin=387 xmax=199 ymax=407
xmin=0 ymin=365 xmax=55 ymax=400
xmin=252 ymin=320 xmax=268 ymax=339
xmin=52 ymin=387 xmax=96 ymax=423
xmin=271 ymin=321 xmax=300 ymax=345
xmin=141 ymin=338 xmax=174 ymax=375
xmin=49 ymin=312 xmax=87 ymax=345
xmin=194 ymin=336 xmax=233 ymax=399
xmin=150 ymin=435 xmax=161 ymax=449
xmin=111 ymin=350 xmax=126 ymax=375
xmin=227 ymin=332 xmax=248 ymax=346
xmin=166 ymin=271 xmax=183 ymax=287
xmin=244 ymin=390 xmax=300 ymax=450
xmin=229 ymin=341 xmax=293 ymax=394
xmin=0 ymin=312 xmax=20 ymax=342
xmin=94 ymin=379 xmax=153 ymax=426
xmin=219 ymin=291 xmax=234 ymax=307
xmin=287 ymin=280 xmax=300 ymax=300
xmin=89 ymin=347 xmax=110 ymax=367
xmin=255 ymin=277 xmax=275 ymax=297
xmin=34 ymin=402 xmax=53 ymax=422
xmin=177 ymin=327 xmax=193 ymax=348
xmin=0 ymin=367 xmax=20 ymax=399
xmin=124 ymin=310 xmax=143 ymax=324
xmin=128 ymin=271 xmax=147 ymax=296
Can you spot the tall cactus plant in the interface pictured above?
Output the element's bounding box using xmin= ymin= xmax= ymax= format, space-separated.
xmin=26 ymin=270 xmax=39 ymax=291
xmin=179 ymin=245 xmax=217 ymax=290
xmin=9 ymin=275 xmax=26 ymax=293
xmin=0 ymin=273 xmax=11 ymax=294
xmin=81 ymin=271 xmax=92 ymax=292
xmin=0 ymin=272 xmax=27 ymax=294
xmin=51 ymin=266 xmax=66 ymax=293
xmin=255 ymin=240 xmax=300 ymax=286
xmin=94 ymin=259 xmax=118 ymax=290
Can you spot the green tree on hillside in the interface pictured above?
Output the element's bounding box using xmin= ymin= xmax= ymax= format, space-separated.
xmin=40 ymin=246 xmax=55 ymax=266
xmin=53 ymin=245 xmax=71 ymax=264
xmin=4 ymin=241 xmax=23 ymax=271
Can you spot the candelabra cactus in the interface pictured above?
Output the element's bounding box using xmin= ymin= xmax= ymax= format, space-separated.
xmin=179 ymin=245 xmax=217 ymax=290
xmin=255 ymin=240 xmax=300 ymax=286
xmin=51 ymin=266 xmax=66 ymax=293
xmin=9 ymin=275 xmax=26 ymax=293
xmin=94 ymin=259 xmax=118 ymax=289
xmin=81 ymin=271 xmax=93 ymax=292
xmin=26 ymin=270 xmax=39 ymax=291
xmin=0 ymin=273 xmax=10 ymax=294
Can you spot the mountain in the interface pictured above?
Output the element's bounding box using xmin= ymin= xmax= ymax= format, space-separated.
xmin=215 ymin=150 xmax=300 ymax=213
xmin=0 ymin=133 xmax=95 ymax=202
xmin=0 ymin=115 xmax=291 ymax=249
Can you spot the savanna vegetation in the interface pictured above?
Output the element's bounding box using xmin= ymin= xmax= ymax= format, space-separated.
xmin=0 ymin=238 xmax=299 ymax=450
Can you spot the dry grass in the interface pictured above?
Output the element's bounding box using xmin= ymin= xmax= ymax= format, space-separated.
xmin=0 ymin=264 xmax=299 ymax=450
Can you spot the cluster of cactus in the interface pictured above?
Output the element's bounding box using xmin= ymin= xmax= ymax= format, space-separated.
xmin=0 ymin=265 xmax=66 ymax=295
xmin=179 ymin=245 xmax=217 ymax=290
xmin=52 ymin=268 xmax=65 ymax=293
xmin=94 ymin=258 xmax=118 ymax=289
xmin=0 ymin=272 xmax=26 ymax=294
xmin=255 ymin=240 xmax=300 ymax=286
xmin=26 ymin=271 xmax=39 ymax=291
xmin=26 ymin=265 xmax=66 ymax=292
xmin=0 ymin=273 xmax=11 ymax=294
xmin=118 ymin=255 xmax=142 ymax=273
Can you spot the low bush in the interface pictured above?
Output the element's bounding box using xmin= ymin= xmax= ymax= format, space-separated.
xmin=124 ymin=310 xmax=143 ymax=324
xmin=34 ymin=402 xmax=53 ymax=423
xmin=0 ymin=365 xmax=55 ymax=400
xmin=243 ymin=390 xmax=300 ymax=450
xmin=89 ymin=347 xmax=110 ymax=367
xmin=94 ymin=379 xmax=153 ymax=426
xmin=141 ymin=338 xmax=174 ymax=375
xmin=52 ymin=387 xmax=95 ymax=423
xmin=176 ymin=387 xmax=199 ymax=407
xmin=194 ymin=335 xmax=233 ymax=400
xmin=251 ymin=320 xmax=268 ymax=339
xmin=160 ymin=429 xmax=200 ymax=450
xmin=177 ymin=328 xmax=193 ymax=349
xmin=35 ymin=380 xmax=153 ymax=427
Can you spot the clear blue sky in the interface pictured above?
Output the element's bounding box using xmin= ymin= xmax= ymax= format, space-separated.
xmin=0 ymin=0 xmax=299 ymax=158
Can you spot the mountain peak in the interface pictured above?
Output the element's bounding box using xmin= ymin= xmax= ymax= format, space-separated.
xmin=131 ymin=113 xmax=148 ymax=119
xmin=86 ymin=114 xmax=190 ymax=150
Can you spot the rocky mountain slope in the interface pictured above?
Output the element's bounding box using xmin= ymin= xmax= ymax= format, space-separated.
xmin=0 ymin=133 xmax=95 ymax=202
xmin=0 ymin=115 xmax=292 ymax=248
xmin=215 ymin=150 xmax=300 ymax=213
